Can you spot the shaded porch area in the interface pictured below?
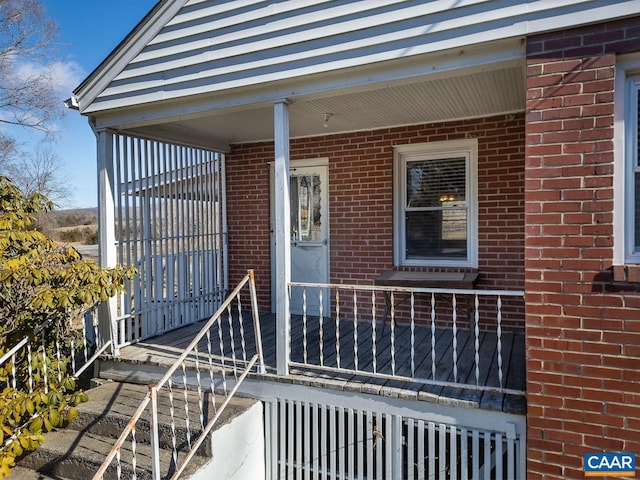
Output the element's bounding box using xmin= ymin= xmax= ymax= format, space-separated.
xmin=107 ymin=312 xmax=526 ymax=415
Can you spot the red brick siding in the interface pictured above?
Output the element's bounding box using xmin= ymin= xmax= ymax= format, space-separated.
xmin=526 ymin=17 xmax=640 ymax=480
xmin=225 ymin=143 xmax=274 ymax=308
xmin=227 ymin=114 xmax=525 ymax=327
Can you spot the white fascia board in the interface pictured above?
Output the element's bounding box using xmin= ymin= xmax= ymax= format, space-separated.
xmin=74 ymin=0 xmax=189 ymax=114
xmin=88 ymin=37 xmax=524 ymax=128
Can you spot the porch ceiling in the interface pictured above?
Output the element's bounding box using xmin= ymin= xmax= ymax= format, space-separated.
xmin=127 ymin=62 xmax=525 ymax=151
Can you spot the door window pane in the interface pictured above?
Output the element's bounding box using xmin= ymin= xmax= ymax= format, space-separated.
xmin=290 ymin=173 xmax=322 ymax=242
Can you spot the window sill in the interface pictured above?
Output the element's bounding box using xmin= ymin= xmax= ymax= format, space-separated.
xmin=613 ymin=264 xmax=640 ymax=283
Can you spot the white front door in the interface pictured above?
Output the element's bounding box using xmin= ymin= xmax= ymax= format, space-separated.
xmin=271 ymin=160 xmax=329 ymax=315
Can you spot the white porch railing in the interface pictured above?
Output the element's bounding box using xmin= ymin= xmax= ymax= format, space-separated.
xmin=0 ymin=303 xmax=105 ymax=393
xmin=93 ymin=270 xmax=265 ymax=480
xmin=288 ymin=282 xmax=525 ymax=396
xmin=0 ymin=304 xmax=105 ymax=455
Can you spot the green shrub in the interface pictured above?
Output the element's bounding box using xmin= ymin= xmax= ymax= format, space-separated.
xmin=0 ymin=176 xmax=135 ymax=476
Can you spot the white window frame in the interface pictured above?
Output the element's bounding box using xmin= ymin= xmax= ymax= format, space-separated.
xmin=393 ymin=139 xmax=478 ymax=268
xmin=614 ymin=54 xmax=640 ymax=265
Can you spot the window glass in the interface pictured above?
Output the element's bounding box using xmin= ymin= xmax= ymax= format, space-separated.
xmin=406 ymin=210 xmax=467 ymax=258
xmin=404 ymin=156 xmax=467 ymax=260
xmin=406 ymin=158 xmax=466 ymax=207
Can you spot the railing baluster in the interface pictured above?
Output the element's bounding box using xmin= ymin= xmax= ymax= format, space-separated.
xmin=237 ymin=294 xmax=247 ymax=362
xmin=335 ymin=289 xmax=340 ymax=369
xmin=301 ymin=285 xmax=307 ymax=367
xmin=302 ymin=289 xmax=308 ymax=365
xmin=318 ymin=289 xmax=322 ymax=360
xmin=217 ymin=317 xmax=228 ymax=397
xmin=205 ymin=329 xmax=218 ymax=414
xmin=150 ymin=380 xmax=161 ymax=480
xmin=42 ymin=339 xmax=48 ymax=395
xmin=353 ymin=290 xmax=358 ymax=371
xmin=452 ymin=293 xmax=458 ymax=384
xmin=497 ymin=295 xmax=504 ymax=389
xmin=55 ymin=338 xmax=62 ymax=383
xmin=182 ymin=362 xmax=192 ymax=450
xmin=194 ymin=345 xmax=204 ymax=431
xmin=131 ymin=426 xmax=138 ymax=480
xmin=116 ymin=449 xmax=122 ymax=480
xmin=69 ymin=313 xmax=76 ymax=375
xmin=82 ymin=309 xmax=90 ymax=364
xmin=390 ymin=291 xmax=395 ymax=376
xmin=226 ymin=301 xmax=238 ymax=379
xmin=27 ymin=343 xmax=33 ymax=393
xmin=371 ymin=291 xmax=377 ymax=375
xmin=431 ymin=293 xmax=436 ymax=380
xmin=302 ymin=285 xmax=307 ymax=323
xmin=319 ymin=291 xmax=324 ymax=368
xmin=10 ymin=354 xmax=16 ymax=392
xmin=168 ymin=376 xmax=178 ymax=467
xmin=410 ymin=292 xmax=415 ymax=378
xmin=474 ymin=294 xmax=480 ymax=386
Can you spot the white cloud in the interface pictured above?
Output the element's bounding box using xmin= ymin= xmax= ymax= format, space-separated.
xmin=13 ymin=59 xmax=87 ymax=96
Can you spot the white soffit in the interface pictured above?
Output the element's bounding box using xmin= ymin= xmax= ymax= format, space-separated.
xmin=127 ymin=63 xmax=525 ymax=147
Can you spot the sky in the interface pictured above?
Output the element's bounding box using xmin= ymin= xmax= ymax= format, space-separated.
xmin=17 ymin=0 xmax=159 ymax=209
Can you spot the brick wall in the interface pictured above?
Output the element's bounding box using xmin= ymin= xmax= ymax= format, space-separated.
xmin=227 ymin=114 xmax=525 ymax=327
xmin=526 ymin=17 xmax=640 ymax=479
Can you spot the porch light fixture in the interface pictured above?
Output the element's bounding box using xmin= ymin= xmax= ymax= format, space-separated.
xmin=323 ymin=113 xmax=332 ymax=128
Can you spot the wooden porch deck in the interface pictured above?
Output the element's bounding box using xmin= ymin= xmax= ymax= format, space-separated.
xmin=110 ymin=313 xmax=526 ymax=415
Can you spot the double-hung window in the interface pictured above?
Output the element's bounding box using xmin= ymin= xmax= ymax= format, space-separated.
xmin=615 ymin=56 xmax=640 ymax=264
xmin=393 ymin=139 xmax=478 ymax=267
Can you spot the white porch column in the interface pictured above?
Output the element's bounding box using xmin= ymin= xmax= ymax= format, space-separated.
xmin=95 ymin=128 xmax=119 ymax=355
xmin=273 ymin=100 xmax=291 ymax=376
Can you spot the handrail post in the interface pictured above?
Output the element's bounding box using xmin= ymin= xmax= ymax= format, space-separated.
xmin=149 ymin=386 xmax=161 ymax=480
xmin=248 ymin=270 xmax=266 ymax=374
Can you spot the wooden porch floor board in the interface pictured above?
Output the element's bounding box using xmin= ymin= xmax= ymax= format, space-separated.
xmin=114 ymin=313 xmax=526 ymax=414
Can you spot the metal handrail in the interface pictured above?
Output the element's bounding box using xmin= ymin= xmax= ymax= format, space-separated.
xmin=153 ymin=270 xmax=264 ymax=392
xmin=93 ymin=270 xmax=265 ymax=480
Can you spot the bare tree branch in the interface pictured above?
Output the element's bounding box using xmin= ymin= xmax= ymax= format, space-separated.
xmin=0 ymin=0 xmax=60 ymax=134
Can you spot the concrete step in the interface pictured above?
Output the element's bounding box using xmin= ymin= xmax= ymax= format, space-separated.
xmin=68 ymin=381 xmax=251 ymax=456
xmin=17 ymin=428 xmax=205 ymax=480
xmin=9 ymin=466 xmax=63 ymax=480
xmin=15 ymin=381 xmax=260 ymax=480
